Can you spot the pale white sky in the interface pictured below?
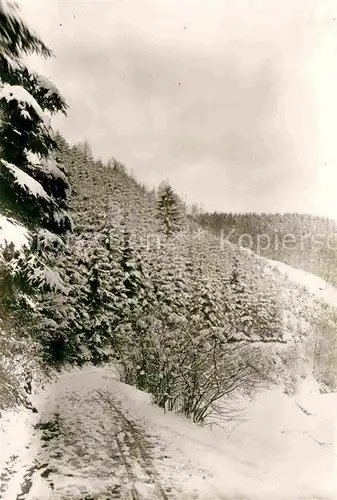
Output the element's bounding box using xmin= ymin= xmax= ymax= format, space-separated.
xmin=18 ymin=0 xmax=337 ymax=218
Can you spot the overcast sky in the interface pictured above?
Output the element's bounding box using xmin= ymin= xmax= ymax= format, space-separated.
xmin=18 ymin=0 xmax=337 ymax=217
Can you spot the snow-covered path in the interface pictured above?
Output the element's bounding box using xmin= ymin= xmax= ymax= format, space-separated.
xmin=1 ymin=365 xmax=336 ymax=499
xmin=2 ymin=367 xmax=175 ymax=500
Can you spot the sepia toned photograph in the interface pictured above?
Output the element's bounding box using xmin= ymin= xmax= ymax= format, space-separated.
xmin=0 ymin=0 xmax=336 ymax=498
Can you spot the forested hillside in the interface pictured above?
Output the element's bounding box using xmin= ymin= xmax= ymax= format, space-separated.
xmin=2 ymin=123 xmax=337 ymax=418
xmin=3 ymin=133 xmax=337 ymax=420
xmin=195 ymin=212 xmax=337 ymax=286
xmin=1 ymin=0 xmax=337 ymax=436
xmin=2 ymin=3 xmax=337 ymax=498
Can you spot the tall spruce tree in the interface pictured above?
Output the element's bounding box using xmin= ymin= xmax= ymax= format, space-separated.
xmin=156 ymin=181 xmax=182 ymax=237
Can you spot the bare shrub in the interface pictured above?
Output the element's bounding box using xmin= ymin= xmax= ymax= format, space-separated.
xmin=121 ymin=319 xmax=278 ymax=424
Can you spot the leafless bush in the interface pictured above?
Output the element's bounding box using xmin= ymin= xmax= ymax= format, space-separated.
xmin=127 ymin=321 xmax=278 ymax=424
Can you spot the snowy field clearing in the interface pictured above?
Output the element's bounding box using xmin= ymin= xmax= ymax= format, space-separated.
xmin=1 ymin=364 xmax=336 ymax=500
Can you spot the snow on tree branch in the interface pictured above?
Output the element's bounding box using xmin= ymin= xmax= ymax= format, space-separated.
xmin=0 ymin=214 xmax=30 ymax=251
xmin=1 ymin=159 xmax=51 ymax=199
xmin=0 ymin=84 xmax=50 ymax=127
xmin=0 ymin=0 xmax=52 ymax=59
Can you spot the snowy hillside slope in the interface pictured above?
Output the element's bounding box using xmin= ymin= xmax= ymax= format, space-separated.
xmin=245 ymin=253 xmax=337 ymax=389
xmin=264 ymin=257 xmax=337 ymax=308
xmin=1 ymin=227 xmax=337 ymax=498
xmin=239 ymin=246 xmax=337 ymax=309
xmin=1 ymin=364 xmax=336 ymax=500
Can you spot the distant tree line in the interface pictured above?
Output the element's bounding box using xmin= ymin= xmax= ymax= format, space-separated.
xmin=195 ymin=212 xmax=337 ymax=286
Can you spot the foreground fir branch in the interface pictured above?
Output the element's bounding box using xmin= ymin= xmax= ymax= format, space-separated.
xmin=0 ymin=0 xmax=72 ymax=303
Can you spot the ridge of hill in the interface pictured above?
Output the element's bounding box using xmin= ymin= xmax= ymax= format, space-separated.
xmin=195 ymin=212 xmax=337 ymax=287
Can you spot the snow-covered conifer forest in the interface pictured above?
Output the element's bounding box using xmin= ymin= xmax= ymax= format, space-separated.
xmin=0 ymin=1 xmax=336 ymax=499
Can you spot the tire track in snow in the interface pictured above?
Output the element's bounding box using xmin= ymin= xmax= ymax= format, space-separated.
xmin=114 ymin=432 xmax=140 ymax=500
xmin=97 ymin=390 xmax=170 ymax=500
xmin=3 ymin=388 xmax=171 ymax=499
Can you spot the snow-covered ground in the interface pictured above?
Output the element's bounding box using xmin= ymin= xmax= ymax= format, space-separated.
xmin=265 ymin=257 xmax=337 ymax=308
xmin=1 ymin=261 xmax=337 ymax=499
xmin=1 ymin=364 xmax=336 ymax=499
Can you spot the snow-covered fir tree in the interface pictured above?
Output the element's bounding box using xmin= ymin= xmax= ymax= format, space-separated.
xmin=222 ymin=251 xmax=284 ymax=341
xmin=120 ymin=225 xmax=146 ymax=304
xmin=83 ymin=231 xmax=125 ymax=364
xmin=186 ymin=252 xmax=224 ymax=329
xmin=156 ymin=181 xmax=183 ymax=237
xmin=0 ymin=0 xmax=72 ymax=300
